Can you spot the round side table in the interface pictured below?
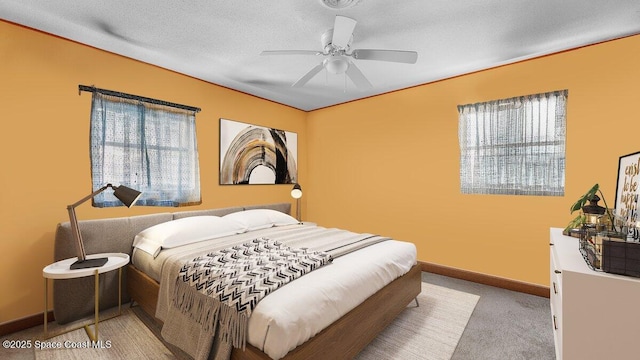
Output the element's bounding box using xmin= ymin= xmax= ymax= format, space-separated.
xmin=42 ymin=253 xmax=129 ymax=341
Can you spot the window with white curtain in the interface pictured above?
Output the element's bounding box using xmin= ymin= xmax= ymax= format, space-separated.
xmin=90 ymin=92 xmax=201 ymax=207
xmin=457 ymin=90 xmax=567 ymax=196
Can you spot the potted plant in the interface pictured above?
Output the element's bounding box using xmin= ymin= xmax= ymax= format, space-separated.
xmin=564 ymin=183 xmax=616 ymax=234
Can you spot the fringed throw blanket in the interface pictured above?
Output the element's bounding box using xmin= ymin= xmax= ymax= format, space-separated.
xmin=171 ymin=237 xmax=333 ymax=351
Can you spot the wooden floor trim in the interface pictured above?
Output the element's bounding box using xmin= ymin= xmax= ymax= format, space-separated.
xmin=420 ymin=261 xmax=550 ymax=298
xmin=0 ymin=311 xmax=54 ymax=337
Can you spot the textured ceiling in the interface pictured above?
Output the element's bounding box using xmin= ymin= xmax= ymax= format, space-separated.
xmin=2 ymin=0 xmax=640 ymax=111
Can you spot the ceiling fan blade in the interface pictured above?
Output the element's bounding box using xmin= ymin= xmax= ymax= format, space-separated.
xmin=345 ymin=62 xmax=373 ymax=89
xmin=292 ymin=63 xmax=326 ymax=87
xmin=261 ymin=50 xmax=322 ymax=56
xmin=351 ymin=49 xmax=418 ymax=64
xmin=332 ymin=15 xmax=357 ymax=49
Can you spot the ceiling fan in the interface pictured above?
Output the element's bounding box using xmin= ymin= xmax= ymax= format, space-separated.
xmin=261 ymin=15 xmax=418 ymax=89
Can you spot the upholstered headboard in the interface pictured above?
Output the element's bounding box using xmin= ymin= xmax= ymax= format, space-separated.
xmin=52 ymin=203 xmax=291 ymax=324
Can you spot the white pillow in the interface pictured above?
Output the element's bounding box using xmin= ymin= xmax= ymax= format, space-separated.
xmin=222 ymin=209 xmax=299 ymax=231
xmin=269 ymin=209 xmax=301 ymax=226
xmin=133 ymin=216 xmax=247 ymax=257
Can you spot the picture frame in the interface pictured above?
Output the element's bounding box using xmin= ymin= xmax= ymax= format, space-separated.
xmin=219 ymin=118 xmax=298 ymax=185
xmin=614 ymin=151 xmax=640 ymax=241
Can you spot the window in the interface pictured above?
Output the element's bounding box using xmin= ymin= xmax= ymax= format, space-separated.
xmin=90 ymin=92 xmax=201 ymax=207
xmin=457 ymin=90 xmax=567 ymax=196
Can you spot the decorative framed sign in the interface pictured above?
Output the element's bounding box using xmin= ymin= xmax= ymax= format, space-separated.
xmin=219 ymin=118 xmax=298 ymax=185
xmin=614 ymin=151 xmax=640 ymax=241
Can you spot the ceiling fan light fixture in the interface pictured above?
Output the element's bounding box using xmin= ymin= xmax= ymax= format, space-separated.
xmin=319 ymin=0 xmax=360 ymax=10
xmin=325 ymin=56 xmax=349 ymax=74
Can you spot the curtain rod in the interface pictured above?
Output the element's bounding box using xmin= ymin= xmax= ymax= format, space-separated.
xmin=78 ymin=85 xmax=201 ymax=113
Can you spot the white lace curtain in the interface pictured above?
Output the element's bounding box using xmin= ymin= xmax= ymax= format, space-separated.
xmin=457 ymin=90 xmax=568 ymax=196
xmin=90 ymin=93 xmax=201 ymax=207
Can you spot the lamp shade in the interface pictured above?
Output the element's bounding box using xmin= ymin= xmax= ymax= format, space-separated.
xmin=291 ymin=183 xmax=302 ymax=199
xmin=113 ymin=185 xmax=142 ymax=207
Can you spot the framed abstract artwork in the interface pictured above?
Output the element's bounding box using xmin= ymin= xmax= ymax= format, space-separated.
xmin=614 ymin=151 xmax=640 ymax=241
xmin=219 ymin=118 xmax=298 ymax=185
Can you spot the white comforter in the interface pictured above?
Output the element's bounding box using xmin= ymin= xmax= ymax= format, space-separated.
xmin=132 ymin=224 xmax=417 ymax=359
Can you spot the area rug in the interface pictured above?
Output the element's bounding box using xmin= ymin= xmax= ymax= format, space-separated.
xmin=355 ymin=282 xmax=480 ymax=360
xmin=33 ymin=307 xmax=174 ymax=360
xmin=25 ymin=282 xmax=478 ymax=360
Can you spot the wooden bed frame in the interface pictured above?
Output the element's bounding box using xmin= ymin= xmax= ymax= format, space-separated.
xmin=128 ymin=263 xmax=422 ymax=360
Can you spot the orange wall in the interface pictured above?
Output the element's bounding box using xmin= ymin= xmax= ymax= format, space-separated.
xmin=306 ymin=34 xmax=640 ymax=286
xmin=0 ymin=21 xmax=307 ymax=323
xmin=3 ymin=18 xmax=640 ymax=324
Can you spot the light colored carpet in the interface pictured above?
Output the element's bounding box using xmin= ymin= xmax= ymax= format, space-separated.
xmin=2 ymin=282 xmax=479 ymax=360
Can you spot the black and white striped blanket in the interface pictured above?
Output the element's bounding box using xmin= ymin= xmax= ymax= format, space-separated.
xmin=171 ymin=237 xmax=332 ymax=350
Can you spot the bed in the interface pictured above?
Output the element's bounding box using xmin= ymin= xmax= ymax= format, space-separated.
xmin=53 ymin=203 xmax=420 ymax=360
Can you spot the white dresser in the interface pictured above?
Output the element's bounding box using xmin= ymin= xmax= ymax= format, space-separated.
xmin=550 ymin=228 xmax=640 ymax=360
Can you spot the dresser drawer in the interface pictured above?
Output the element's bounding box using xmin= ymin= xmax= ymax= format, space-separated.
xmin=550 ymin=243 xmax=563 ymax=360
xmin=550 ymin=247 xmax=562 ymax=296
xmin=550 ymin=265 xmax=562 ymax=332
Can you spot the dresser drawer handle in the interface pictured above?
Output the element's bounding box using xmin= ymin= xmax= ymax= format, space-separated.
xmin=553 ymin=282 xmax=558 ymax=294
xmin=554 ymin=270 xmax=561 ymax=274
xmin=553 ymin=315 xmax=558 ymax=330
